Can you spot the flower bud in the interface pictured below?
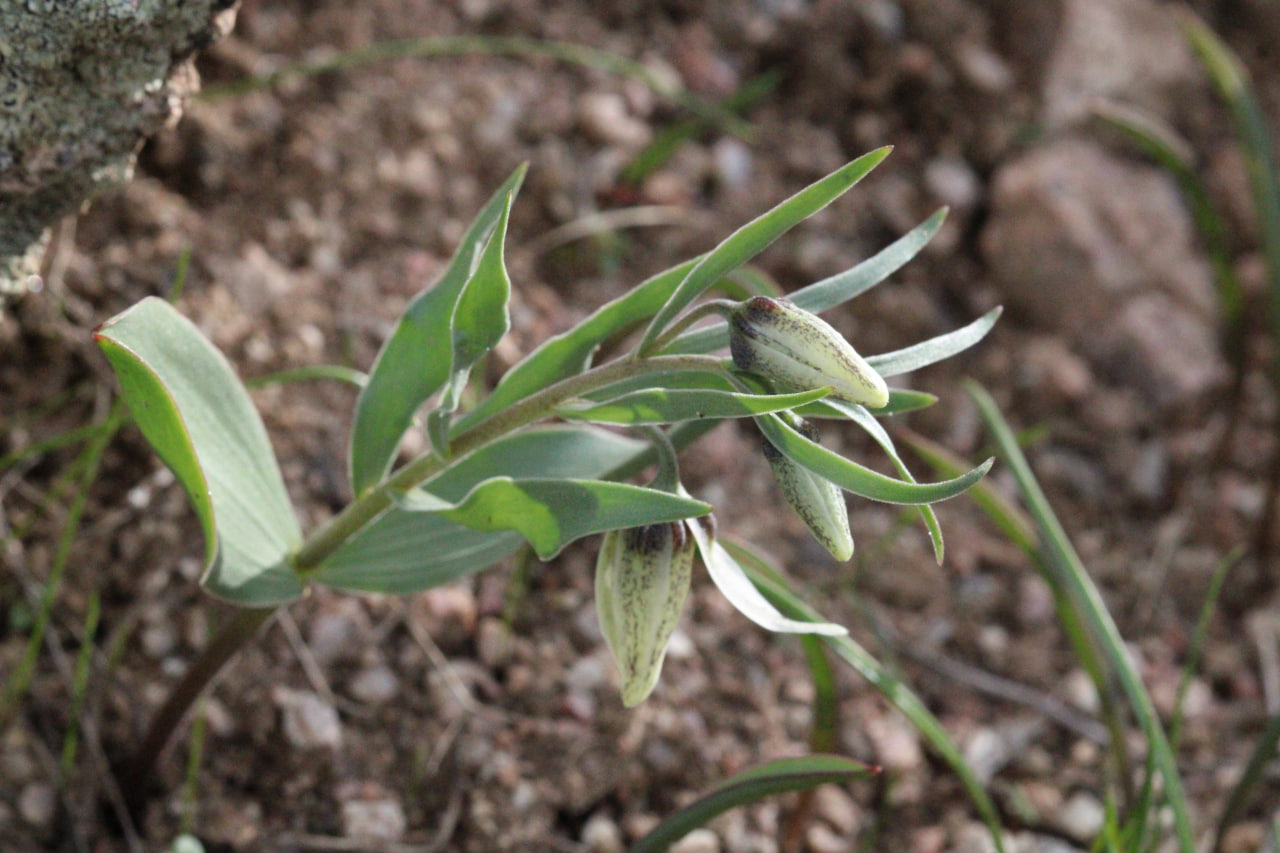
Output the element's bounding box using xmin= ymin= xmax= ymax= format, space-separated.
xmin=763 ymin=420 xmax=854 ymax=561
xmin=595 ymin=521 xmax=695 ymax=706
xmin=729 ymin=296 xmax=889 ymax=409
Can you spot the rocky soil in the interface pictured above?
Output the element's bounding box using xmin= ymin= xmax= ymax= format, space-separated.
xmin=3 ymin=1 xmax=1280 ymax=851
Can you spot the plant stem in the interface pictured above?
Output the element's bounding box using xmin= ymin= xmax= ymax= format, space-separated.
xmin=126 ymin=353 xmax=728 ymax=800
xmin=121 ymin=606 xmax=274 ymax=814
xmin=293 ymin=353 xmax=726 ymax=572
xmin=638 ymin=299 xmax=737 ymax=358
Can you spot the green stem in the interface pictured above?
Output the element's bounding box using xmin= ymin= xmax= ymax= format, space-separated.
xmin=127 ymin=353 xmax=727 ymax=800
xmin=122 ymin=606 xmax=274 ymax=814
xmin=639 ymin=299 xmax=737 ymax=358
xmin=294 ymin=353 xmax=724 ymax=572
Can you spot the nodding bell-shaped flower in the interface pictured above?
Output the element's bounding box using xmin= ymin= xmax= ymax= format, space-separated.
xmin=729 ymin=296 xmax=889 ymax=409
xmin=595 ymin=520 xmax=696 ymax=707
xmin=763 ymin=419 xmax=854 ymax=561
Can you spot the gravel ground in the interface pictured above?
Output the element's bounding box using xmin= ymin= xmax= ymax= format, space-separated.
xmin=3 ymin=1 xmax=1280 ymax=851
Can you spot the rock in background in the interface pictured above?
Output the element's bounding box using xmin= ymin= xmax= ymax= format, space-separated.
xmin=981 ymin=0 xmax=1228 ymax=411
xmin=0 ymin=0 xmax=239 ymax=296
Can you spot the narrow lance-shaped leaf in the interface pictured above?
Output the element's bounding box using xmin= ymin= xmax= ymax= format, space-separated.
xmin=427 ymin=189 xmax=516 ymax=454
xmin=867 ymin=306 xmax=1002 ymax=378
xmin=757 ymin=412 xmax=992 ymax=505
xmin=631 ymin=755 xmax=876 ymax=853
xmin=793 ymin=388 xmax=937 ymax=419
xmin=639 ymin=148 xmax=892 ymax=355
xmin=555 ymin=386 xmax=830 ymax=425
xmin=453 ymin=258 xmax=698 ymax=433
xmin=665 ymin=206 xmax=947 ymax=356
xmin=828 ymin=399 xmax=946 ymax=562
xmin=687 ymin=515 xmax=846 ymax=636
xmin=94 ymin=297 xmax=303 ymax=605
xmin=395 ymin=477 xmax=710 ymax=561
xmin=349 ymin=164 xmax=526 ymax=494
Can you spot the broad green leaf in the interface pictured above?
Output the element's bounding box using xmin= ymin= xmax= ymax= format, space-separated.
xmin=428 ymin=189 xmax=516 ymax=452
xmin=730 ymin=540 xmax=1006 ymax=853
xmin=757 ymin=412 xmax=992 ymax=505
xmin=794 ymin=388 xmax=937 ymax=419
xmin=396 ymin=477 xmax=709 ymax=560
xmin=867 ymin=306 xmax=1002 ymax=378
xmin=453 ymin=258 xmax=699 ymax=433
xmin=829 ymin=399 xmax=945 ymax=562
xmin=94 ymin=298 xmax=302 ymax=605
xmin=631 ymin=755 xmax=875 ymax=853
xmin=639 ymin=148 xmax=892 ymax=354
xmin=314 ymin=426 xmax=648 ymax=594
xmin=687 ymin=516 xmax=845 ymax=635
xmin=666 ymin=206 xmax=947 ymax=356
xmin=349 ymin=164 xmax=526 ymax=495
xmin=556 ymin=386 xmax=829 ymax=425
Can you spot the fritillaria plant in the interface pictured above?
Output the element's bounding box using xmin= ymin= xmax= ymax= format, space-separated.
xmin=95 ymin=148 xmax=999 ymax=798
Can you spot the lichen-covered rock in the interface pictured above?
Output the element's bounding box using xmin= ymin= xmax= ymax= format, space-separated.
xmin=0 ymin=0 xmax=238 ymax=296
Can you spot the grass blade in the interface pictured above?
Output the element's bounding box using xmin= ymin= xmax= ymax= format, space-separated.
xmin=630 ymin=755 xmax=877 ymax=853
xmin=729 ymin=540 xmax=1007 ymax=853
xmin=965 ymin=381 xmax=1196 ymax=853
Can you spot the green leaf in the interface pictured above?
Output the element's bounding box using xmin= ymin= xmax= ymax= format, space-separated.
xmin=94 ymin=298 xmax=302 ymax=605
xmin=867 ymin=306 xmax=1002 ymax=378
xmin=631 ymin=755 xmax=875 ymax=853
xmin=582 ymin=366 xmax=736 ymax=402
xmin=966 ymin=380 xmax=1195 ymax=853
xmin=639 ymin=148 xmax=892 ymax=355
xmin=397 ymin=477 xmax=710 ymax=560
xmin=429 ymin=188 xmax=516 ymax=450
xmin=349 ymin=164 xmax=527 ymax=494
xmin=730 ymin=540 xmax=1006 ymax=853
xmin=687 ymin=518 xmax=846 ymax=636
xmin=793 ymin=207 xmax=949 ymax=313
xmin=793 ymin=388 xmax=937 ymax=419
xmin=453 ymin=258 xmax=698 ymax=433
xmin=666 ymin=206 xmax=947 ymax=356
xmin=314 ymin=426 xmax=649 ymax=594
xmin=556 ymin=386 xmax=829 ymax=425
xmin=830 ymin=400 xmax=945 ymax=562
xmin=757 ymin=412 xmax=992 ymax=505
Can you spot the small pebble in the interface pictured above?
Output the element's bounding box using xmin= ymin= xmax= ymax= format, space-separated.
xmin=273 ymin=687 xmax=342 ymax=750
xmin=581 ymin=812 xmax=625 ymax=853
xmin=141 ymin=621 xmax=178 ymax=659
xmin=341 ymin=797 xmax=407 ymax=842
xmin=952 ymin=821 xmax=1000 ymax=853
xmin=1219 ymin=822 xmax=1266 ymax=853
xmin=670 ymin=828 xmax=721 ymax=853
xmin=307 ymin=601 xmax=369 ymax=666
xmin=475 ymin=617 xmax=513 ymax=668
xmin=1053 ymin=791 xmax=1105 ymax=842
xmin=867 ymin=712 xmax=923 ymax=770
xmin=577 ymin=92 xmax=651 ymax=148
xmin=712 ymin=137 xmax=753 ymax=193
xmin=812 ymin=784 xmax=860 ymax=835
xmin=348 ymin=665 xmax=399 ymax=705
xmin=18 ymin=783 xmax=55 ymax=827
xmin=806 ymin=823 xmax=847 ymax=853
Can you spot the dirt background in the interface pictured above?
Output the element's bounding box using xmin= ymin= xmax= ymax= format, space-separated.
xmin=4 ymin=0 xmax=1280 ymax=851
